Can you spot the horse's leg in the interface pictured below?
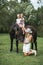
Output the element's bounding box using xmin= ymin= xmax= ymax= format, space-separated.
xmin=34 ymin=41 xmax=38 ymax=51
xmin=10 ymin=38 xmax=13 ymax=51
xmin=31 ymin=42 xmax=34 ymax=49
xmin=16 ymin=39 xmax=19 ymax=53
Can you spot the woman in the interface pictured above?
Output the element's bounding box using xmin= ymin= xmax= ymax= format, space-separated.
xmin=23 ymin=28 xmax=37 ymax=56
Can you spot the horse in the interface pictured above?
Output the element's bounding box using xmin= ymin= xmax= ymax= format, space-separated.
xmin=9 ymin=23 xmax=37 ymax=53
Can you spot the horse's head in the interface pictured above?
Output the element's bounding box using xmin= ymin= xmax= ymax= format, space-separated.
xmin=13 ymin=26 xmax=19 ymax=35
xmin=9 ymin=24 xmax=20 ymax=38
xmin=10 ymin=23 xmax=25 ymax=42
xmin=12 ymin=24 xmax=24 ymax=41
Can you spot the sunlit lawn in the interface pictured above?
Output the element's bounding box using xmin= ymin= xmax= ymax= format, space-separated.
xmin=0 ymin=34 xmax=43 ymax=65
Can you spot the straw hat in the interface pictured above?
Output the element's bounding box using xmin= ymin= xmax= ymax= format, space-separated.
xmin=25 ymin=28 xmax=32 ymax=33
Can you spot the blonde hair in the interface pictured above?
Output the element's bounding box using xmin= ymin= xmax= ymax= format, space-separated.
xmin=20 ymin=13 xmax=24 ymax=18
xmin=25 ymin=33 xmax=30 ymax=38
xmin=17 ymin=14 xmax=20 ymax=18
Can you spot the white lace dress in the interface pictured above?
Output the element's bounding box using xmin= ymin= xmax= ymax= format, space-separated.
xmin=23 ymin=38 xmax=31 ymax=53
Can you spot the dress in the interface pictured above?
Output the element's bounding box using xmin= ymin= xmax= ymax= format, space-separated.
xmin=23 ymin=38 xmax=31 ymax=53
xmin=23 ymin=43 xmax=31 ymax=53
xmin=16 ymin=19 xmax=21 ymax=25
xmin=16 ymin=18 xmax=25 ymax=28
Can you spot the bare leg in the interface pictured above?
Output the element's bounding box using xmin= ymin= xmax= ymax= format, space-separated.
xmin=23 ymin=52 xmax=28 ymax=56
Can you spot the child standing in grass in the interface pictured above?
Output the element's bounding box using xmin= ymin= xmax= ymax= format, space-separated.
xmin=23 ymin=28 xmax=37 ymax=56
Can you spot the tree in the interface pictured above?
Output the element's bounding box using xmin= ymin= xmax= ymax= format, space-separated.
xmin=21 ymin=0 xmax=30 ymax=2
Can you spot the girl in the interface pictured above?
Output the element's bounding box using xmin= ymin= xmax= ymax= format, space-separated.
xmin=20 ymin=13 xmax=25 ymax=34
xmin=16 ymin=14 xmax=21 ymax=26
xmin=23 ymin=28 xmax=37 ymax=56
xmin=16 ymin=13 xmax=25 ymax=34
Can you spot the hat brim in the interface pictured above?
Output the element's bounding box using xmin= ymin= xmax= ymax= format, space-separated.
xmin=25 ymin=28 xmax=32 ymax=33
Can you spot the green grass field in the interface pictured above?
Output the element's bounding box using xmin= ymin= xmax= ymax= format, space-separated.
xmin=0 ymin=34 xmax=43 ymax=65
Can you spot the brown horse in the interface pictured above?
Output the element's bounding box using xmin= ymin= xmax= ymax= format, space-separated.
xmin=9 ymin=24 xmax=37 ymax=53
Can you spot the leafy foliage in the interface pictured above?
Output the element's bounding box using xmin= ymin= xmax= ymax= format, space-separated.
xmin=0 ymin=0 xmax=43 ymax=36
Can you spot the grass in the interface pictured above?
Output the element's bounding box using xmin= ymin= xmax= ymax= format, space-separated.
xmin=0 ymin=34 xmax=43 ymax=65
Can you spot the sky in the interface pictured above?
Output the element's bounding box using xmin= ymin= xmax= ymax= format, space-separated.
xmin=30 ymin=0 xmax=43 ymax=9
xmin=7 ymin=0 xmax=43 ymax=9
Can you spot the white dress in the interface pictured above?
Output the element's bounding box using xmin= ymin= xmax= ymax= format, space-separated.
xmin=16 ymin=18 xmax=25 ymax=28
xmin=23 ymin=38 xmax=31 ymax=53
xmin=16 ymin=19 xmax=21 ymax=25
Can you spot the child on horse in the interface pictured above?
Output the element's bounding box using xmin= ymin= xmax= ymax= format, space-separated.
xmin=16 ymin=13 xmax=25 ymax=34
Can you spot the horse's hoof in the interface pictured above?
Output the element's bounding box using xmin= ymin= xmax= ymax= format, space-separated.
xmin=16 ymin=51 xmax=18 ymax=53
